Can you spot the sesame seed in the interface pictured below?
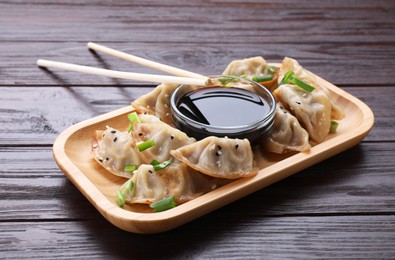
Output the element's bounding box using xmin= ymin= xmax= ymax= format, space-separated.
xmin=148 ymin=170 xmax=153 ymax=174
xmin=235 ymin=144 xmax=239 ymax=149
xmin=170 ymin=135 xmax=174 ymax=140
xmin=111 ymin=130 xmax=116 ymax=134
xmin=217 ymin=145 xmax=222 ymax=150
xmin=113 ymin=137 xmax=118 ymax=142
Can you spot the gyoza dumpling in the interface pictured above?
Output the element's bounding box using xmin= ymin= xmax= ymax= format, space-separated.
xmin=138 ymin=113 xmax=163 ymax=124
xmin=278 ymin=57 xmax=345 ymax=120
xmin=261 ymin=102 xmax=311 ymax=154
xmin=223 ymin=56 xmax=268 ymax=77
xmin=170 ymin=136 xmax=258 ymax=179
xmin=131 ymin=83 xmax=179 ymax=125
xmin=92 ymin=126 xmax=141 ymax=178
xmin=222 ymin=56 xmax=278 ymax=90
xmin=132 ymin=122 xmax=196 ymax=164
xmin=274 ymin=84 xmax=332 ymax=143
xmin=120 ymin=163 xmax=216 ymax=205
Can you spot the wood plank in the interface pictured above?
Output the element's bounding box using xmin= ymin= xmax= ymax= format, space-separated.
xmin=1 ymin=142 xmax=394 ymax=220
xmin=0 ymin=86 xmax=392 ymax=145
xmin=1 ymin=1 xmax=394 ymax=44
xmin=1 ymin=215 xmax=394 ymax=258
xmin=2 ymin=42 xmax=395 ymax=86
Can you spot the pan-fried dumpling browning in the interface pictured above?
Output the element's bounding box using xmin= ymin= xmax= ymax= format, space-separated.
xmin=278 ymin=57 xmax=345 ymax=120
xmin=133 ymin=122 xmax=196 ymax=164
xmin=121 ymin=163 xmax=216 ymax=205
xmin=170 ymin=136 xmax=258 ymax=179
xmin=92 ymin=126 xmax=141 ymax=178
xmin=131 ymin=83 xmax=179 ymax=125
xmin=261 ymin=102 xmax=311 ymax=154
xmin=274 ymin=84 xmax=332 ymax=143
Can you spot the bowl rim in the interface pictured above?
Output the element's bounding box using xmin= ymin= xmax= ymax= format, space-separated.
xmin=169 ymin=75 xmax=277 ymax=133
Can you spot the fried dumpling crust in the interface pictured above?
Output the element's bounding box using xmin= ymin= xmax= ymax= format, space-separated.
xmin=261 ymin=102 xmax=311 ymax=154
xmin=133 ymin=122 xmax=196 ymax=164
xmin=131 ymin=83 xmax=179 ymax=125
xmin=171 ymin=136 xmax=258 ymax=179
xmin=122 ymin=163 xmax=216 ymax=205
xmin=274 ymin=84 xmax=332 ymax=143
xmin=278 ymin=57 xmax=345 ymax=120
xmin=92 ymin=126 xmax=141 ymax=178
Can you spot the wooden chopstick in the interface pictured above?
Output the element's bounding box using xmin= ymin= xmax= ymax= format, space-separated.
xmin=87 ymin=42 xmax=208 ymax=80
xmin=37 ymin=59 xmax=207 ymax=86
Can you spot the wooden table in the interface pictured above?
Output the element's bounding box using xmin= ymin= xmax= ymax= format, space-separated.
xmin=1 ymin=1 xmax=394 ymax=258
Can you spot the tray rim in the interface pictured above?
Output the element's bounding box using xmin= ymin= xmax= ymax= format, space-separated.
xmin=52 ymin=72 xmax=375 ymax=234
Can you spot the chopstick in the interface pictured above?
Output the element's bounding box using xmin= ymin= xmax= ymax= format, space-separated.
xmin=87 ymin=42 xmax=208 ymax=80
xmin=37 ymin=59 xmax=207 ymax=86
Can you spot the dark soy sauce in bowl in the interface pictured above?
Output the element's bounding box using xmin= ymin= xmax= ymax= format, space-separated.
xmin=177 ymin=87 xmax=270 ymax=127
xmin=170 ymin=76 xmax=276 ymax=142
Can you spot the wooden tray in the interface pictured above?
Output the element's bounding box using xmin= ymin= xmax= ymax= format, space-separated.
xmin=53 ymin=73 xmax=374 ymax=234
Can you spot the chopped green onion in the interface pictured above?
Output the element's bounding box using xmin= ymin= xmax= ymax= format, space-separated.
xmin=124 ymin=164 xmax=137 ymax=172
xmin=127 ymin=112 xmax=141 ymax=132
xmin=150 ymin=196 xmax=177 ymax=212
xmin=116 ymin=190 xmax=126 ymax=208
xmin=267 ymin=66 xmax=278 ymax=75
xmin=151 ymin=158 xmax=173 ymax=171
xmin=137 ymin=140 xmax=156 ymax=151
xmin=252 ymin=74 xmax=273 ymax=83
xmin=281 ymin=71 xmax=295 ymax=85
xmin=240 ymin=74 xmax=248 ymax=78
xmin=281 ymin=71 xmax=315 ymax=92
xmin=218 ymin=76 xmax=239 ymax=86
xmin=125 ymin=179 xmax=134 ymax=192
xmin=330 ymin=121 xmax=339 ymax=133
xmin=290 ymin=77 xmax=315 ymax=92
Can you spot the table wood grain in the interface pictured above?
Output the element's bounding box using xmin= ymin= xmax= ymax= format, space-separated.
xmin=1 ymin=0 xmax=394 ymax=258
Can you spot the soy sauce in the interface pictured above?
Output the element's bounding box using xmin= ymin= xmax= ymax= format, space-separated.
xmin=177 ymin=87 xmax=270 ymax=127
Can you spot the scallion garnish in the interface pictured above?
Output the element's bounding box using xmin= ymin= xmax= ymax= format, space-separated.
xmin=218 ymin=76 xmax=239 ymax=86
xmin=137 ymin=140 xmax=156 ymax=151
xmin=281 ymin=71 xmax=295 ymax=85
xmin=149 ymin=195 xmax=177 ymax=212
xmin=125 ymin=179 xmax=134 ymax=192
xmin=127 ymin=112 xmax=141 ymax=133
xmin=124 ymin=164 xmax=137 ymax=172
xmin=281 ymin=71 xmax=315 ymax=92
xmin=151 ymin=158 xmax=173 ymax=171
xmin=252 ymin=74 xmax=273 ymax=83
xmin=330 ymin=121 xmax=339 ymax=133
xmin=116 ymin=190 xmax=126 ymax=208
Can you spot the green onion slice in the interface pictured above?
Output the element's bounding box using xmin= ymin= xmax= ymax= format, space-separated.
xmin=330 ymin=121 xmax=339 ymax=134
xmin=281 ymin=71 xmax=295 ymax=85
xmin=218 ymin=76 xmax=239 ymax=86
xmin=281 ymin=71 xmax=315 ymax=92
xmin=127 ymin=112 xmax=141 ymax=133
xmin=137 ymin=140 xmax=156 ymax=151
xmin=150 ymin=196 xmax=177 ymax=212
xmin=116 ymin=190 xmax=126 ymax=208
xmin=252 ymin=74 xmax=273 ymax=83
xmin=124 ymin=164 xmax=137 ymax=172
xmin=151 ymin=159 xmax=173 ymax=171
xmin=290 ymin=77 xmax=315 ymax=92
